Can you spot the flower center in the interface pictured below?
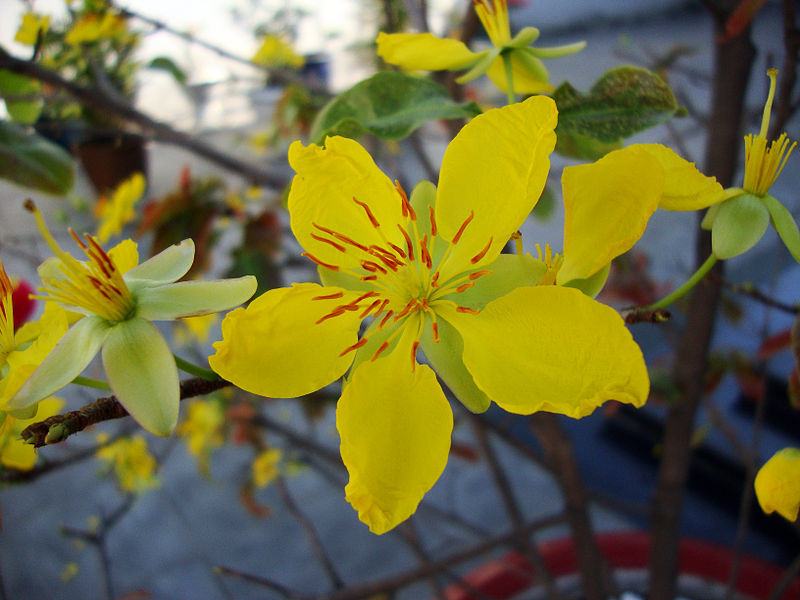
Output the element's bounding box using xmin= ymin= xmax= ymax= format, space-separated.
xmin=474 ymin=0 xmax=512 ymax=47
xmin=743 ymin=68 xmax=796 ymax=196
xmin=25 ymin=200 xmax=134 ymax=323
xmin=305 ymin=183 xmax=491 ymax=367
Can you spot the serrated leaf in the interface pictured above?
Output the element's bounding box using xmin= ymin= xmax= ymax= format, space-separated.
xmin=310 ymin=71 xmax=481 ymax=143
xmin=553 ymin=66 xmax=679 ymax=142
xmin=145 ymin=57 xmax=187 ymax=85
xmin=0 ymin=70 xmax=43 ymax=125
xmin=0 ymin=120 xmax=75 ymax=195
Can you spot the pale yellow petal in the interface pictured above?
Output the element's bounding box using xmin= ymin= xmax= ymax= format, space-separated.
xmin=440 ymin=286 xmax=649 ymax=418
xmin=338 ymin=330 xmax=453 ymax=534
xmin=288 ymin=137 xmax=405 ymax=269
xmin=485 ymin=52 xmax=555 ymax=95
xmin=435 ymin=96 xmax=557 ymax=282
xmin=558 ymin=145 xmax=663 ymax=283
xmin=209 ymin=283 xmax=363 ymax=398
xmin=376 ymin=32 xmax=480 ymax=71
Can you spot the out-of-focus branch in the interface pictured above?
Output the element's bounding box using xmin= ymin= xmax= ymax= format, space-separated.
xmin=771 ymin=0 xmax=800 ymax=138
xmin=0 ymin=47 xmax=289 ymax=189
xmin=21 ymin=378 xmax=231 ymax=448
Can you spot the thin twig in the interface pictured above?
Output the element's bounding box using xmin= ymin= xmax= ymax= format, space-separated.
xmin=771 ymin=0 xmax=800 ymax=138
xmin=214 ymin=566 xmax=313 ymax=600
xmin=712 ymin=274 xmax=800 ymax=315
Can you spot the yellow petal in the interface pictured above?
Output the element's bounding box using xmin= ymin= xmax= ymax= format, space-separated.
xmin=0 ymin=397 xmax=63 ymax=470
xmin=107 ymin=239 xmax=139 ymax=274
xmin=435 ymin=96 xmax=557 ymax=281
xmin=485 ymin=52 xmax=555 ymax=95
xmin=376 ymin=32 xmax=480 ymax=71
xmin=635 ymin=144 xmax=724 ymax=211
xmin=338 ymin=331 xmax=453 ymax=534
xmin=288 ymin=137 xmax=404 ymax=269
xmin=559 ymin=145 xmax=663 ymax=283
xmin=209 ymin=283 xmax=363 ymax=398
xmin=440 ymin=286 xmax=649 ymax=418
xmin=755 ymin=447 xmax=800 ymax=521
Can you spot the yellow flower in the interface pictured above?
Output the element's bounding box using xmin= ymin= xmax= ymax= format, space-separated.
xmin=210 ymin=96 xmax=650 ymax=534
xmin=65 ymin=12 xmax=126 ymax=45
xmin=7 ymin=206 xmax=256 ymax=436
xmin=754 ymin=447 xmax=800 ymax=521
xmin=96 ymin=434 xmax=159 ymax=493
xmin=252 ymin=448 xmax=282 ymax=488
xmin=176 ymin=399 xmax=224 ymax=474
xmin=253 ymin=35 xmax=305 ymax=70
xmin=15 ymin=13 xmax=50 ymax=46
xmin=701 ymin=69 xmax=799 ymax=262
xmin=0 ymin=261 xmax=69 ymax=408
xmin=95 ymin=172 xmax=146 ymax=244
xmin=0 ymin=397 xmax=63 ymax=470
xmin=175 ymin=313 xmax=219 ymax=346
xmin=377 ymin=0 xmax=584 ymax=95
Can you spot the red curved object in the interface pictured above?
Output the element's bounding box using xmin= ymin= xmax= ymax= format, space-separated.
xmin=444 ymin=531 xmax=800 ymax=600
xmin=11 ymin=278 xmax=36 ymax=329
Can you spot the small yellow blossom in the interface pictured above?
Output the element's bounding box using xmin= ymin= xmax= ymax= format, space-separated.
xmin=252 ymin=448 xmax=282 ymax=488
xmin=755 ymin=447 xmax=800 ymax=521
xmin=95 ymin=172 xmax=146 ymax=244
xmin=253 ymin=35 xmax=305 ymax=70
xmin=0 ymin=397 xmax=63 ymax=470
xmin=65 ymin=12 xmax=126 ymax=45
xmin=60 ymin=563 xmax=79 ymax=583
xmin=96 ymin=434 xmax=159 ymax=493
xmin=176 ymin=399 xmax=225 ymax=474
xmin=175 ymin=313 xmax=219 ymax=346
xmin=15 ymin=13 xmax=50 ymax=46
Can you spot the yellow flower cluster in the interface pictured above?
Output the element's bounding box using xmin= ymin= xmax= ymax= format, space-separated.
xmin=96 ymin=434 xmax=159 ymax=494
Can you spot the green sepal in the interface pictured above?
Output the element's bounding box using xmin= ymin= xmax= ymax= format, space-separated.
xmin=456 ymin=48 xmax=501 ymax=84
xmin=563 ymin=262 xmax=611 ymax=299
xmin=512 ymin=48 xmax=549 ymax=85
xmin=711 ymin=193 xmax=770 ymax=260
xmin=453 ymin=254 xmax=547 ymax=310
xmin=507 ymin=27 xmax=540 ymax=49
xmin=762 ymin=194 xmax=800 ymax=263
xmin=527 ymin=40 xmax=587 ymax=59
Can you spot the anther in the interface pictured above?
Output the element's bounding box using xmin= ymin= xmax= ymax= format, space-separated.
xmin=397 ymin=224 xmax=415 ymax=262
xmin=379 ymin=310 xmax=395 ymax=328
xmin=303 ymin=253 xmax=340 ymax=271
xmin=395 ymin=181 xmax=416 ymax=221
xmin=410 ymin=341 xmax=419 ymax=370
xmin=469 ymin=270 xmax=492 ymax=280
xmin=339 ymin=337 xmax=368 ymax=357
xmin=452 ymin=211 xmax=474 ymax=244
xmin=428 ymin=206 xmax=438 ymax=237
xmin=311 ymin=233 xmax=346 ymax=253
xmin=360 ymin=300 xmax=382 ymax=318
xmin=353 ymin=197 xmax=381 ymax=228
xmin=470 ymin=237 xmax=493 ymax=264
xmin=361 ymin=260 xmax=387 ymax=275
xmin=394 ymin=299 xmax=418 ymax=321
xmin=456 ymin=306 xmax=481 ymax=314
xmin=432 ymin=322 xmax=440 ymax=343
xmin=371 ymin=341 xmax=389 ymax=361
xmin=420 ymin=235 xmax=432 ymax=269
xmin=430 ymin=272 xmax=440 ymax=287
xmin=456 ymin=282 xmax=474 ymax=293
xmin=312 ymin=291 xmax=345 ymax=301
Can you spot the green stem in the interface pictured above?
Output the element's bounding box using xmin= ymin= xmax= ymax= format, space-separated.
xmin=502 ymin=52 xmax=515 ymax=105
xmin=646 ymin=254 xmax=718 ymax=310
xmin=173 ymin=354 xmax=220 ymax=381
xmin=72 ymin=376 xmax=111 ymax=391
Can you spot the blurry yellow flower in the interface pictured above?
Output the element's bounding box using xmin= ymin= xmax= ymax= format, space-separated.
xmin=175 ymin=313 xmax=219 ymax=346
xmin=252 ymin=448 xmax=282 ymax=488
xmin=377 ymin=0 xmax=584 ymax=95
xmin=65 ymin=12 xmax=126 ymax=45
xmin=755 ymin=447 xmax=800 ymax=521
xmin=60 ymin=563 xmax=79 ymax=583
xmin=211 ymin=96 xmax=649 ymax=534
xmin=0 ymin=397 xmax=63 ymax=470
xmin=96 ymin=434 xmax=159 ymax=493
xmin=253 ymin=35 xmax=305 ymax=70
xmin=15 ymin=13 xmax=50 ymax=45
xmin=95 ymin=172 xmax=146 ymax=244
xmin=176 ymin=399 xmax=224 ymax=474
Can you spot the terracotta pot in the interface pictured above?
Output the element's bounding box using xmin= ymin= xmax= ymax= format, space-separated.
xmin=444 ymin=531 xmax=800 ymax=600
xmin=75 ymin=132 xmax=147 ymax=195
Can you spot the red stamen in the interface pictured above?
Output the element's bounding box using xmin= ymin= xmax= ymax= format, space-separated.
xmin=360 ymin=300 xmax=381 ymax=318
xmin=388 ymin=242 xmax=407 ymax=259
xmin=352 ymin=291 xmax=380 ymax=304
xmin=371 ymin=341 xmax=389 ymax=361
xmin=360 ymin=275 xmax=378 ymax=281
xmin=379 ymin=310 xmax=395 ymax=328
xmin=374 ymin=298 xmax=390 ymax=316
xmin=411 ymin=341 xmax=419 ymax=370
xmin=310 ymin=233 xmax=346 ymax=253
xmin=361 ymin=260 xmax=387 ymax=275
xmin=428 ymin=205 xmax=437 ymax=237
xmin=313 ymin=223 xmax=370 ymax=252
xmin=303 ymin=253 xmax=340 ymax=271
xmin=452 ymin=211 xmax=474 ymax=244
xmin=312 ymin=291 xmax=345 ymax=301
xmin=430 ymin=272 xmax=440 ymax=287
xmin=470 ymin=237 xmax=493 ymax=264
xmin=419 ymin=235 xmax=432 ymax=269
xmin=432 ymin=322 xmax=440 ymax=343
xmin=397 ymin=224 xmax=415 ymax=262
xmin=394 ymin=299 xmax=417 ymax=321
xmin=69 ymin=229 xmax=87 ymax=249
xmin=339 ymin=337 xmax=368 ymax=357
xmin=469 ymin=270 xmax=492 ymax=280
xmin=456 ymin=306 xmax=480 ymax=314
xmin=316 ymin=307 xmax=347 ymax=324
xmin=456 ymin=282 xmax=474 ymax=293
xmin=353 ymin=197 xmax=381 ymax=228
xmin=395 ymin=181 xmax=416 ymax=220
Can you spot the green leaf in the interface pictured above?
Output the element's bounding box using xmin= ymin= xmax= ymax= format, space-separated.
xmin=555 ymin=130 xmax=622 ymax=160
xmin=0 ymin=70 xmax=43 ymax=124
xmin=145 ymin=57 xmax=187 ymax=85
xmin=0 ymin=120 xmax=75 ymax=195
xmin=310 ymin=72 xmax=482 ymax=143
xmin=553 ymin=66 xmax=679 ymax=142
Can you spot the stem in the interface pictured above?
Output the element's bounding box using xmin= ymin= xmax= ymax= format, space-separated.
xmin=646 ymin=254 xmax=718 ymax=309
xmin=173 ymin=354 xmax=219 ymax=381
xmin=502 ymin=52 xmax=515 ymax=105
xmin=72 ymin=375 xmax=111 ymax=391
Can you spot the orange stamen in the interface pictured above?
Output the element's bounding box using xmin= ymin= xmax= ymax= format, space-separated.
xmin=432 ymin=322 xmax=440 ymax=343
xmin=395 ymin=180 xmax=416 ymax=220
xmin=361 ymin=260 xmax=388 ymax=275
xmin=339 ymin=337 xmax=368 ymax=357
xmin=428 ymin=205 xmax=437 ymax=236
xmin=393 ymin=299 xmax=417 ymax=321
xmin=379 ymin=310 xmax=395 ymax=328
xmin=371 ymin=341 xmax=390 ymax=361
xmin=456 ymin=306 xmax=480 ymax=314
xmin=313 ymin=291 xmax=345 ymax=301
xmin=360 ymin=300 xmax=381 ymax=318
xmin=470 ymin=237 xmax=493 ymax=264
xmin=469 ymin=270 xmax=492 ymax=280
xmin=303 ymin=252 xmax=340 ymax=271
xmin=456 ymin=282 xmax=474 ymax=293
xmin=397 ymin=224 xmax=415 ymax=261
xmin=310 ymin=233 xmax=346 ymax=253
xmin=353 ymin=197 xmax=381 ymax=228
xmin=452 ymin=211 xmax=474 ymax=244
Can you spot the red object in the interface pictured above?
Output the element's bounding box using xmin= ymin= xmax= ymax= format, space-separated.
xmin=11 ymin=278 xmax=35 ymax=330
xmin=444 ymin=531 xmax=800 ymax=600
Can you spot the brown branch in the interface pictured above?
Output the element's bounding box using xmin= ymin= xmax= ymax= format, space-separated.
xmin=771 ymin=0 xmax=800 ymax=138
xmin=0 ymin=47 xmax=289 ymax=189
xmin=713 ymin=274 xmax=800 ymax=315
xmin=21 ymin=378 xmax=231 ymax=448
